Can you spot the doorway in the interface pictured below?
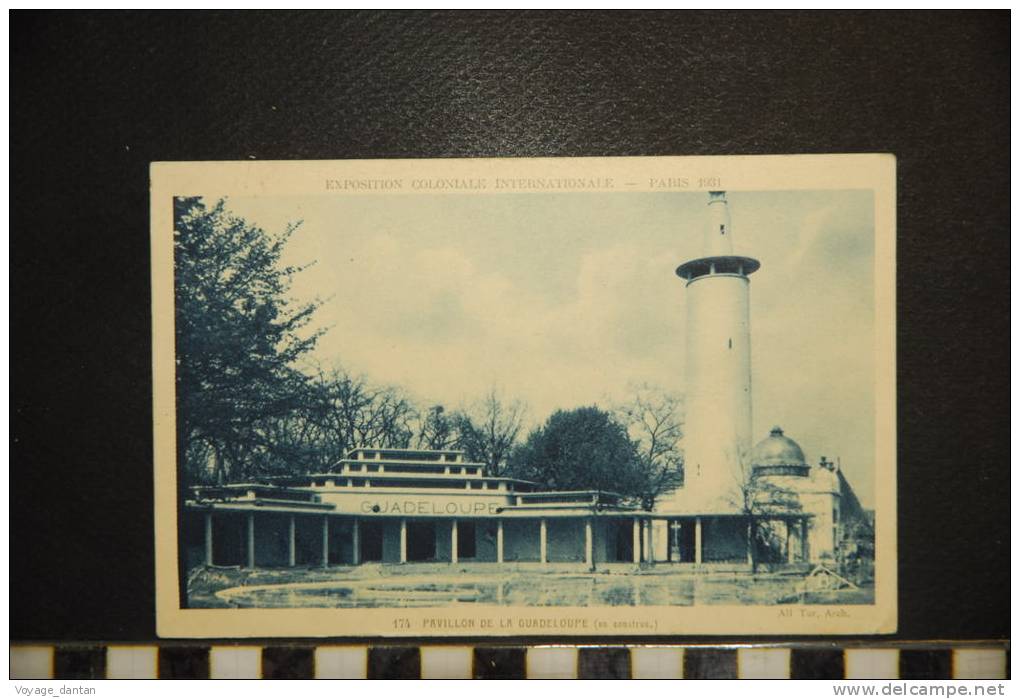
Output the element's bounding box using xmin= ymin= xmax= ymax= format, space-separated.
xmin=614 ymin=520 xmax=634 ymax=562
xmin=668 ymin=519 xmax=696 ymax=562
xmin=457 ymin=521 xmax=476 ymax=560
xmin=360 ymin=521 xmax=383 ymax=562
xmin=407 ymin=521 xmax=437 ymax=561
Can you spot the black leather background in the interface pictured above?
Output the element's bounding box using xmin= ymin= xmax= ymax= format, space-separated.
xmin=11 ymin=11 xmax=1009 ymax=642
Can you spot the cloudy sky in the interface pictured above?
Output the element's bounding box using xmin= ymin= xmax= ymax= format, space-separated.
xmin=224 ymin=189 xmax=876 ymax=506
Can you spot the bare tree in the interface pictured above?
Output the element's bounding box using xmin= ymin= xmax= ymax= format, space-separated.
xmin=306 ymin=367 xmax=416 ymax=469
xmin=614 ymin=384 xmax=685 ymax=509
xmin=455 ymin=388 xmax=526 ymax=477
xmin=416 ymin=404 xmax=457 ymax=450
xmin=245 ymin=405 xmax=334 ymax=476
xmin=368 ymin=387 xmax=417 ymax=450
xmin=728 ymin=449 xmax=803 ymax=573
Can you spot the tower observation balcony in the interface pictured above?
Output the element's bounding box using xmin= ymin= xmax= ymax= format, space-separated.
xmin=676 ymin=191 xmax=760 ymax=284
xmin=676 ymin=255 xmax=760 ymax=283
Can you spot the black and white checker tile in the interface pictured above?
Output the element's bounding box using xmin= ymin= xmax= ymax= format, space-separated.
xmin=9 ymin=644 xmax=1009 ymax=679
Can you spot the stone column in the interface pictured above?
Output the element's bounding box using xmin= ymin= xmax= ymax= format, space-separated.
xmin=670 ymin=520 xmax=682 ymax=563
xmin=399 ymin=518 xmax=407 ymax=564
xmin=801 ymin=518 xmax=809 ymax=561
xmin=496 ymin=520 xmax=504 ymax=564
xmin=321 ymin=516 xmax=330 ymax=568
xmin=746 ymin=518 xmax=754 ymax=567
xmin=584 ymin=518 xmax=593 ymax=568
xmin=246 ymin=512 xmax=255 ymax=569
xmin=288 ymin=515 xmax=297 ymax=567
xmin=694 ymin=516 xmax=703 ymax=565
xmin=643 ymin=519 xmax=651 ymax=563
xmin=204 ymin=512 xmax=213 ymax=567
xmin=786 ymin=519 xmax=795 ymax=564
xmin=646 ymin=519 xmax=655 ymax=565
xmin=632 ymin=518 xmax=641 ymax=564
xmin=539 ymin=518 xmax=547 ymax=565
xmin=451 ymin=520 xmax=459 ymax=564
xmin=352 ymin=518 xmax=361 ymax=565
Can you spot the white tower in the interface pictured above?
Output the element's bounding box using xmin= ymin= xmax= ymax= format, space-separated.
xmin=665 ymin=192 xmax=760 ymax=514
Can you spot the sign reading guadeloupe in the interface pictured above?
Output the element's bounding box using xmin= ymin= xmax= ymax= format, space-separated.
xmin=359 ymin=499 xmax=504 ymax=517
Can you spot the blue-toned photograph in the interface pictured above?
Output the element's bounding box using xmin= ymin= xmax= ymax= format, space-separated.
xmin=172 ymin=185 xmax=878 ymax=611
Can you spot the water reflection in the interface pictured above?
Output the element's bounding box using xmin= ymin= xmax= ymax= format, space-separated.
xmin=216 ymin=572 xmax=872 ymax=608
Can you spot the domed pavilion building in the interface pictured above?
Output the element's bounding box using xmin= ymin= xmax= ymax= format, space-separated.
xmin=748 ymin=426 xmax=847 ymax=565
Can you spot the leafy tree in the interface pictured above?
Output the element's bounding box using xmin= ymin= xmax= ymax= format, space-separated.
xmin=614 ymin=384 xmax=685 ymax=509
xmin=509 ymin=406 xmax=645 ymax=499
xmin=174 ymin=197 xmax=323 ymax=485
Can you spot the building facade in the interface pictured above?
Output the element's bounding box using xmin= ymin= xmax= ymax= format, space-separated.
xmin=186 ymin=447 xmax=653 ymax=570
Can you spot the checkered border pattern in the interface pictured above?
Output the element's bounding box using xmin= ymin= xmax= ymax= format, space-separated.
xmin=9 ymin=644 xmax=1009 ymax=679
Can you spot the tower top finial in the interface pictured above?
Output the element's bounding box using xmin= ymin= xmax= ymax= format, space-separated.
xmin=704 ymin=190 xmax=734 ymax=257
xmin=676 ymin=190 xmax=760 ymax=281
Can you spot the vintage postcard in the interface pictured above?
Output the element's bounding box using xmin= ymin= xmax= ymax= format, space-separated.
xmin=152 ymin=154 xmax=896 ymax=638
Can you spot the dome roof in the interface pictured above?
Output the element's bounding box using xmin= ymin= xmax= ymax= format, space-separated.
xmin=752 ymin=426 xmax=807 ymax=468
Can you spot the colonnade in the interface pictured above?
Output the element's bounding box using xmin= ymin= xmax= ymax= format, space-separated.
xmin=202 ymin=511 xmax=810 ymax=569
xmin=201 ymin=512 xmax=659 ymax=569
